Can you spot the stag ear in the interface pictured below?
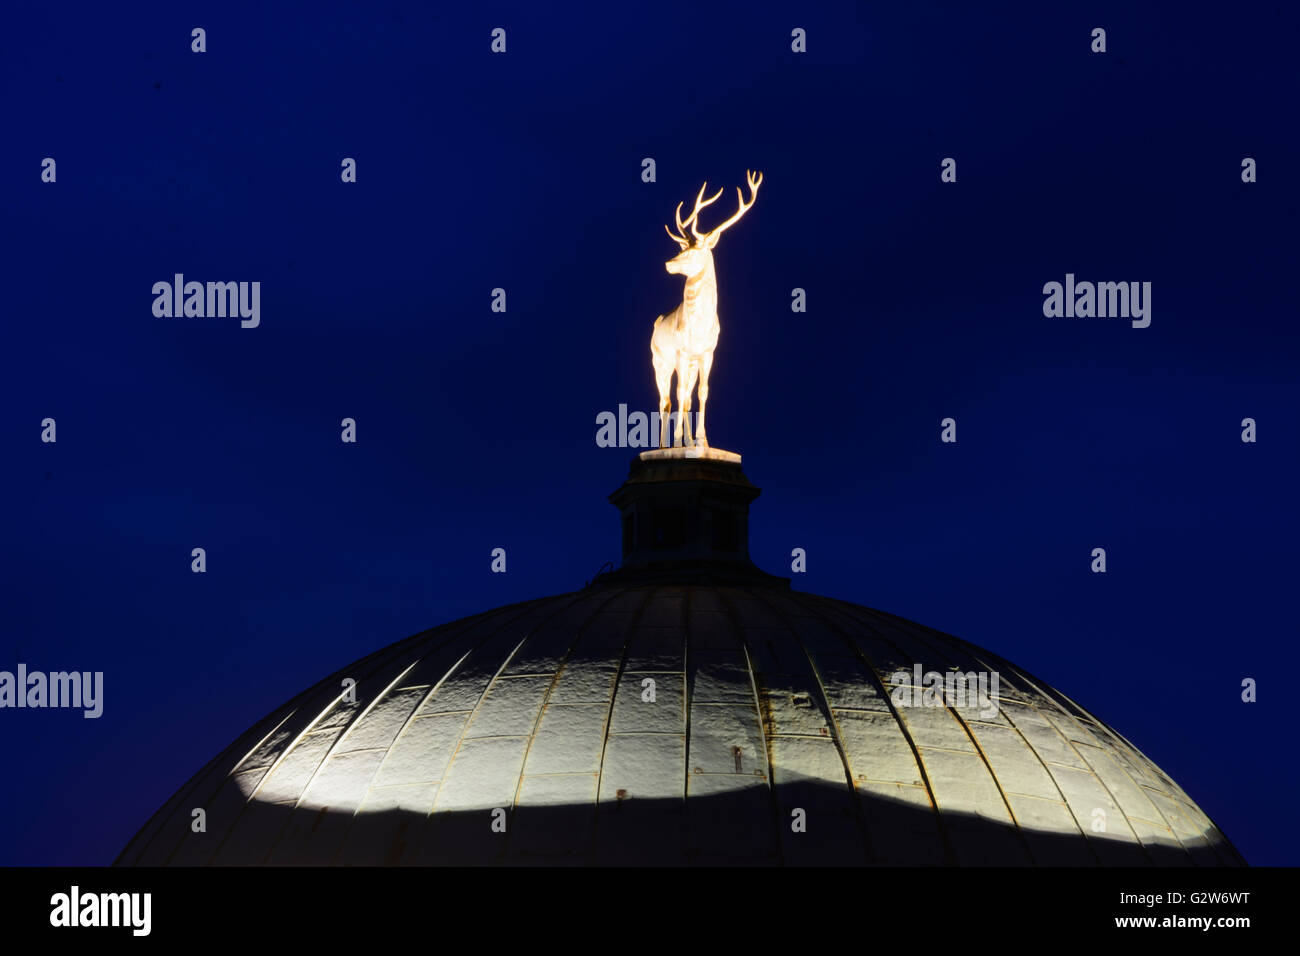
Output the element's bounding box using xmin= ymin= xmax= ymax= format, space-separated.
xmin=705 ymin=230 xmax=721 ymax=250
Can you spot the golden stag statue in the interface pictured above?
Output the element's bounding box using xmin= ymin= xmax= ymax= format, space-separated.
xmin=651 ymin=170 xmax=762 ymax=449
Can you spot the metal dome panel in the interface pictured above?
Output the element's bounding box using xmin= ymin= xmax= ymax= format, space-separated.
xmin=117 ymin=585 xmax=1243 ymax=866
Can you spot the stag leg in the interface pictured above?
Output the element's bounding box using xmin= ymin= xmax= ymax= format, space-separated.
xmin=651 ymin=315 xmax=676 ymax=449
xmin=696 ymin=350 xmax=713 ymax=447
xmin=653 ymin=357 xmax=673 ymax=449
xmin=675 ymin=356 xmax=694 ymax=447
xmin=681 ymin=360 xmax=700 ymax=447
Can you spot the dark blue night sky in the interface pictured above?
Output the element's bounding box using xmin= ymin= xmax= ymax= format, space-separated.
xmin=3 ymin=1 xmax=1296 ymax=865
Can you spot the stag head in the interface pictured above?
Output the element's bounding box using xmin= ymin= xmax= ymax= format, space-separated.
xmin=664 ymin=170 xmax=762 ymax=276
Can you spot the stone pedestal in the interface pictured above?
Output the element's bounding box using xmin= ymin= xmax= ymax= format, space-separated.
xmin=597 ymin=450 xmax=788 ymax=588
xmin=638 ymin=445 xmax=742 ymax=464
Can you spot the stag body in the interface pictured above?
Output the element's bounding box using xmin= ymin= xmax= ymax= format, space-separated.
xmin=652 ymin=170 xmax=761 ymax=449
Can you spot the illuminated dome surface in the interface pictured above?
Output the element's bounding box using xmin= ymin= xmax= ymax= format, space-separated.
xmin=118 ymin=457 xmax=1242 ymax=866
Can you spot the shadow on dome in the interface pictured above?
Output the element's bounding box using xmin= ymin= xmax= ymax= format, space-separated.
xmin=120 ymin=771 xmax=1244 ymax=867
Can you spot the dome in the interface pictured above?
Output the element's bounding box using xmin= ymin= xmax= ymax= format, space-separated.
xmin=117 ymin=454 xmax=1243 ymax=866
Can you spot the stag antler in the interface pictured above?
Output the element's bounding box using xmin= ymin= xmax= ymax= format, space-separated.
xmin=698 ymin=170 xmax=762 ymax=245
xmin=665 ymin=181 xmax=724 ymax=247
